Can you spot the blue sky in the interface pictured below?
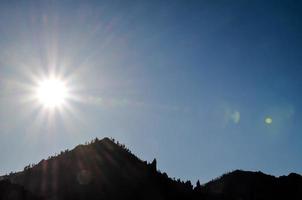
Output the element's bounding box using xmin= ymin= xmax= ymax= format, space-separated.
xmin=0 ymin=0 xmax=301 ymax=183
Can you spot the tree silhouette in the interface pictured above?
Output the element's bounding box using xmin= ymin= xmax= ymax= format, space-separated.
xmin=195 ymin=180 xmax=202 ymax=192
xmin=150 ymin=158 xmax=157 ymax=171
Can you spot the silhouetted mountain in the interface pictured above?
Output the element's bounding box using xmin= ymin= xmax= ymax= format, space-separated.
xmin=1 ymin=138 xmax=302 ymax=200
xmin=199 ymin=170 xmax=302 ymax=200
xmin=1 ymin=138 xmax=194 ymax=200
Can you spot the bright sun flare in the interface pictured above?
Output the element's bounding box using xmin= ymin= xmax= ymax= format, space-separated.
xmin=35 ymin=78 xmax=68 ymax=108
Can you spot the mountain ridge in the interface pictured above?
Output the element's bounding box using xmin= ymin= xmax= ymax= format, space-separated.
xmin=1 ymin=137 xmax=301 ymax=200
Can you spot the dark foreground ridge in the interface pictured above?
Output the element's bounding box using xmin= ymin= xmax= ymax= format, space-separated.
xmin=0 ymin=137 xmax=301 ymax=200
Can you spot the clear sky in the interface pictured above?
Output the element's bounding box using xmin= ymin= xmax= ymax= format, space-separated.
xmin=0 ymin=0 xmax=301 ymax=183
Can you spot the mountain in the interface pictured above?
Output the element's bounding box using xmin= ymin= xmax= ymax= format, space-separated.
xmin=1 ymin=138 xmax=194 ymax=200
xmin=1 ymin=137 xmax=302 ymax=200
xmin=200 ymin=170 xmax=302 ymax=200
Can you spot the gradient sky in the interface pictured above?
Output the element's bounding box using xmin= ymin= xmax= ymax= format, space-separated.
xmin=0 ymin=0 xmax=302 ymax=183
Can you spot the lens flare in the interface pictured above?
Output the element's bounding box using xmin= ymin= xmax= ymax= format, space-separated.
xmin=265 ymin=117 xmax=273 ymax=125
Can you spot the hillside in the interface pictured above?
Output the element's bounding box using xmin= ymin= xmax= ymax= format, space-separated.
xmin=0 ymin=179 xmax=41 ymax=200
xmin=200 ymin=170 xmax=302 ymax=200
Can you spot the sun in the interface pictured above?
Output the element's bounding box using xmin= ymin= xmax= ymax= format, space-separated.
xmin=35 ymin=78 xmax=69 ymax=108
